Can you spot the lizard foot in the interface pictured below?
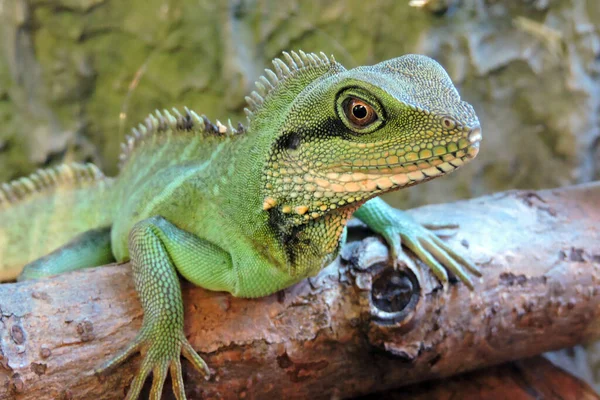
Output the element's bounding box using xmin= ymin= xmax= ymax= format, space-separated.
xmin=376 ymin=213 xmax=481 ymax=290
xmin=420 ymin=221 xmax=459 ymax=232
xmin=96 ymin=324 xmax=209 ymax=400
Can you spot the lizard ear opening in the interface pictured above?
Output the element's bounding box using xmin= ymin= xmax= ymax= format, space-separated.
xmin=336 ymin=88 xmax=384 ymax=134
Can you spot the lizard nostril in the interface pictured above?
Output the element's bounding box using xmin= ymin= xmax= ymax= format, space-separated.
xmin=468 ymin=126 xmax=482 ymax=143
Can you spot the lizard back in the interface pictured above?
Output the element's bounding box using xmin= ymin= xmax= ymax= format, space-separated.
xmin=0 ymin=163 xmax=113 ymax=280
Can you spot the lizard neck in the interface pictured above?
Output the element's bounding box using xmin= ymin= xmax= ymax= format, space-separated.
xmin=226 ymin=128 xmax=363 ymax=279
xmin=264 ymin=199 xmax=362 ymax=278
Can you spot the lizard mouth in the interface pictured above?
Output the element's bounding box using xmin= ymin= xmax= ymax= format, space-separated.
xmin=310 ymin=133 xmax=481 ymax=195
xmin=264 ymin=127 xmax=482 ymax=217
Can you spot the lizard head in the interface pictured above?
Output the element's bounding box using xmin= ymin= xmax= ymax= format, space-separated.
xmin=260 ymin=52 xmax=481 ymax=222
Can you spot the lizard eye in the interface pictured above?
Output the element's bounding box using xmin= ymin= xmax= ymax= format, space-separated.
xmin=343 ymin=98 xmax=378 ymax=127
xmin=336 ymin=89 xmax=384 ymax=134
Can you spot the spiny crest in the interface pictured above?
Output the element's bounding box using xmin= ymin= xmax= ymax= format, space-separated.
xmin=118 ymin=107 xmax=246 ymax=169
xmin=244 ymin=50 xmax=337 ymax=119
xmin=0 ymin=163 xmax=105 ymax=210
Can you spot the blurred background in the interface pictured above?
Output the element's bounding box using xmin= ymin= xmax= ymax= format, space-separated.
xmin=0 ymin=0 xmax=598 ymax=392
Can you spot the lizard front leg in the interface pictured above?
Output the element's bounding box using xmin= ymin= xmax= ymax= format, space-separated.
xmin=97 ymin=216 xmax=236 ymax=400
xmin=354 ymin=197 xmax=481 ymax=289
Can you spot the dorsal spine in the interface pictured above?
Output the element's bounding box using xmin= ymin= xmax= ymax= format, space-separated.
xmin=0 ymin=163 xmax=105 ymax=209
xmin=118 ymin=51 xmax=337 ymax=169
xmin=243 ymin=50 xmax=337 ymax=120
xmin=118 ymin=107 xmax=246 ymax=170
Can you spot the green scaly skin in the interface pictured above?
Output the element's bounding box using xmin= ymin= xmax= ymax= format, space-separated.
xmin=0 ymin=51 xmax=482 ymax=399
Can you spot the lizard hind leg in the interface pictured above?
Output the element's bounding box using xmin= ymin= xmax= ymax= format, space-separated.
xmin=96 ymin=216 xmax=238 ymax=399
xmin=17 ymin=226 xmax=115 ymax=281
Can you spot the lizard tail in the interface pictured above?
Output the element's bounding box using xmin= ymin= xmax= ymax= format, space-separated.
xmin=0 ymin=163 xmax=115 ymax=281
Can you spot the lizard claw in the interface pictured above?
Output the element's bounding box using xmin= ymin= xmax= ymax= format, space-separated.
xmin=380 ymin=227 xmax=415 ymax=272
xmin=420 ymin=221 xmax=459 ymax=231
xmin=359 ymin=204 xmax=481 ymax=290
xmin=96 ymin=325 xmax=209 ymax=400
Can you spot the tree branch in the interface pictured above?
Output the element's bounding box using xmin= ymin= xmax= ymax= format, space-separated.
xmin=367 ymin=356 xmax=600 ymax=400
xmin=1 ymin=182 xmax=599 ymax=399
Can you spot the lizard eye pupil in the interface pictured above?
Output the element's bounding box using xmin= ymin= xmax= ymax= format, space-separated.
xmin=344 ymin=98 xmax=378 ymax=127
xmin=352 ymin=104 xmax=367 ymax=119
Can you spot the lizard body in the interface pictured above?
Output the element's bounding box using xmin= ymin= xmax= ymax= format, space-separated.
xmin=0 ymin=51 xmax=482 ymax=398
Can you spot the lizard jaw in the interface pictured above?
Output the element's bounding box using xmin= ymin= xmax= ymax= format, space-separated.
xmin=262 ymin=126 xmax=482 ymax=220
xmin=261 ymin=143 xmax=477 ymax=218
xmin=328 ymin=138 xmax=481 ymax=190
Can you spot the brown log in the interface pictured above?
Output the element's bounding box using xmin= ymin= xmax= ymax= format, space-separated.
xmin=0 ymin=182 xmax=599 ymax=399
xmin=367 ymin=356 xmax=600 ymax=400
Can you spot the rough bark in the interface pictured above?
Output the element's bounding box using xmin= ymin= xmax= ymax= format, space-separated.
xmin=1 ymin=182 xmax=599 ymax=399
xmin=366 ymin=356 xmax=600 ymax=400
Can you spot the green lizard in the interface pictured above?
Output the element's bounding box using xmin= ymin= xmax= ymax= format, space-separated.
xmin=0 ymin=51 xmax=482 ymax=399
